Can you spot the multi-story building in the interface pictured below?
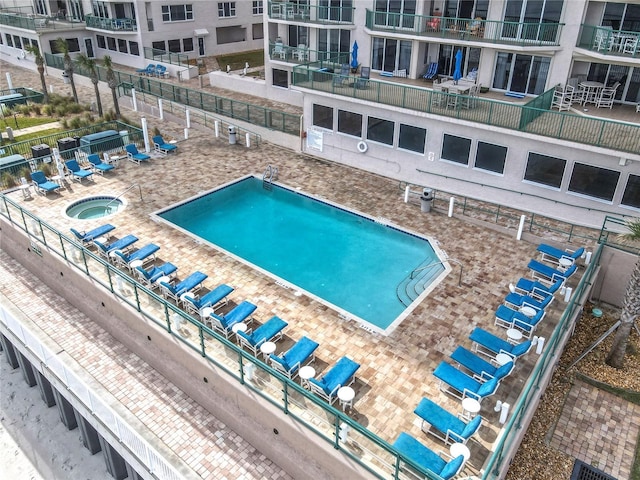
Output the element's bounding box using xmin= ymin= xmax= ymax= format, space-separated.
xmin=263 ymin=0 xmax=640 ymax=228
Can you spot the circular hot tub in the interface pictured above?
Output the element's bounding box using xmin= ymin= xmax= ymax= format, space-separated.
xmin=65 ymin=196 xmax=126 ymax=220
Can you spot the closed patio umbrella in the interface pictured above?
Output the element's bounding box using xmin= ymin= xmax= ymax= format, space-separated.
xmin=453 ymin=49 xmax=463 ymax=84
xmin=351 ymin=41 xmax=359 ymax=70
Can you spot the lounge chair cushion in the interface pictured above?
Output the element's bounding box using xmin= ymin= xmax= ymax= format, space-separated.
xmin=469 ymin=327 xmax=532 ymax=358
xmin=310 ymin=356 xmax=360 ymax=395
xmin=136 ymin=262 xmax=177 ymax=282
xmin=393 ymin=433 xmax=464 ymax=480
xmin=528 ymin=259 xmax=577 ymax=280
xmin=187 ymin=284 xmax=233 ymax=311
xmin=94 ymin=234 xmax=138 ymax=254
xmin=114 ymin=243 xmax=159 ymax=264
xmin=414 ymin=397 xmax=481 ymax=443
xmin=237 ymin=315 xmax=287 ymax=346
xmin=274 ymin=336 xmax=319 ymax=372
xmin=70 ymin=223 xmax=115 ymax=243
xmin=217 ymin=300 xmax=256 ymax=328
xmin=537 ymin=243 xmax=584 ymax=261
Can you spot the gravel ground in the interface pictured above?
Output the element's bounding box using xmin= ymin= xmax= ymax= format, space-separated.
xmin=506 ymin=302 xmax=640 ymax=480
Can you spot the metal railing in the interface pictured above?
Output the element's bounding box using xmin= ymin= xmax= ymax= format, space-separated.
xmin=483 ymin=242 xmax=602 ymax=479
xmin=121 ymin=88 xmax=263 ymax=148
xmin=0 ymin=10 xmax=86 ymax=30
xmin=44 ymin=53 xmax=299 ymax=136
xmin=0 ymin=195 xmax=455 ymax=480
xmin=143 ymin=47 xmax=190 ymax=67
xmin=577 ymin=24 xmax=640 ymax=58
xmin=365 ymin=10 xmax=564 ymax=46
xmin=291 ymin=64 xmax=640 ymax=155
xmin=269 ymin=42 xmax=347 ymax=64
xmin=268 ymin=1 xmax=355 ymax=24
xmin=0 ymin=86 xmax=45 ymax=105
xmin=85 ymin=14 xmax=137 ymax=32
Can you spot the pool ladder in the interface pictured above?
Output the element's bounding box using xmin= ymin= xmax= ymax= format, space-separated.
xmin=263 ymin=165 xmax=278 ymax=190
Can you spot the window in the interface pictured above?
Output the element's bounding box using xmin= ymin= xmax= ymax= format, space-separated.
xmin=118 ymin=38 xmax=128 ymax=53
xmin=96 ymin=35 xmax=106 ymax=49
xmin=441 ymin=134 xmax=471 ymax=165
xmin=162 ymin=4 xmax=193 ymax=22
xmin=493 ymin=52 xmax=551 ymax=95
xmin=524 ymin=152 xmax=565 ymax=188
xmin=252 ymin=0 xmax=263 ymax=14
xmin=5 ymin=34 xmax=13 ymax=48
xmin=318 ymin=29 xmax=350 ymax=60
xmin=252 ymin=23 xmax=264 ymax=40
xmin=288 ymin=25 xmax=309 ymax=48
xmin=152 ymin=40 xmax=166 ymax=55
xmin=168 ymin=39 xmax=181 ymax=53
xmin=273 ymin=69 xmax=288 ymax=88
xmin=66 ymin=38 xmax=81 ymax=52
xmin=373 ymin=0 xmax=413 ymax=27
xmin=475 ymin=141 xmax=507 ymax=174
xmin=398 ymin=124 xmax=426 ymax=154
xmin=337 ymin=110 xmax=362 ymax=137
xmin=622 ymin=175 xmax=640 ymax=209
xmin=367 ymin=117 xmax=394 ymax=145
xmin=372 ymin=37 xmax=411 ymax=73
xmin=313 ymin=104 xmax=333 ymax=129
xmin=129 ymin=41 xmax=140 ymax=56
xmin=320 ymin=0 xmax=354 ymax=23
xmin=183 ymin=38 xmax=194 ymax=52
xmin=13 ymin=36 xmax=22 ymax=49
xmin=218 ymin=2 xmax=236 ymax=17
xmin=503 ymin=0 xmax=563 ymax=42
xmin=568 ymin=163 xmax=619 ymax=202
xmin=437 ymin=45 xmax=481 ymax=78
xmin=107 ymin=37 xmax=117 ymax=51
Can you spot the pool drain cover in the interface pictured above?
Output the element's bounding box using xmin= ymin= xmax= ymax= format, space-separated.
xmin=570 ymin=460 xmax=617 ymax=480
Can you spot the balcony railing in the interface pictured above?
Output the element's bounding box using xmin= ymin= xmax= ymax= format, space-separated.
xmin=365 ymin=9 xmax=564 ymax=47
xmin=268 ymin=1 xmax=354 ymax=25
xmin=291 ymin=61 xmax=640 ymax=156
xmin=269 ymin=42 xmax=346 ymax=64
xmin=0 ymin=7 xmax=86 ymax=30
xmin=577 ymin=24 xmax=640 ymax=58
xmin=85 ymin=14 xmax=137 ymax=32
xmin=143 ymin=47 xmax=189 ymax=67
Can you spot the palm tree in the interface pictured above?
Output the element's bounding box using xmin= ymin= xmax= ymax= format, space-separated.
xmin=54 ymin=37 xmax=78 ymax=103
xmin=75 ymin=53 xmax=103 ymax=116
xmin=605 ymin=218 xmax=640 ymax=368
xmin=102 ymin=55 xmax=120 ymax=118
xmin=23 ymin=44 xmax=49 ymax=104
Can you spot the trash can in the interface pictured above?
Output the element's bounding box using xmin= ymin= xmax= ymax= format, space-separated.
xmin=420 ymin=188 xmax=434 ymax=213
xmin=228 ymin=126 xmax=237 ymax=145
xmin=62 ymin=71 xmax=70 ymax=84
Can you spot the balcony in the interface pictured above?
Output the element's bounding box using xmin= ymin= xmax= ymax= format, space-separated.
xmin=292 ymin=60 xmax=640 ymax=156
xmin=269 ymin=41 xmax=345 ymax=64
xmin=268 ymin=1 xmax=354 ymax=25
xmin=0 ymin=10 xmax=85 ymax=31
xmin=577 ymin=24 xmax=640 ymax=59
xmin=365 ymin=10 xmax=563 ymax=48
xmin=85 ymin=14 xmax=137 ymax=32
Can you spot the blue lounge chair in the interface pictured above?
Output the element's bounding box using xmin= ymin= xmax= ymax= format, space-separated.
xmin=528 ymin=259 xmax=577 ymax=285
xmin=423 ymin=62 xmax=439 ymax=80
xmin=236 ymin=316 xmax=288 ymax=356
xmin=393 ymin=432 xmax=465 ymax=480
xmin=355 ymin=66 xmax=370 ymax=89
xmin=269 ymin=336 xmax=319 ymax=379
xmin=332 ymin=64 xmax=350 ymax=86
xmin=93 ymin=234 xmax=138 ymax=259
xmin=70 ymin=223 xmax=115 ymax=245
xmin=31 ymin=170 xmax=61 ymax=195
xmin=136 ymin=64 xmax=155 ymax=75
xmin=514 ymin=277 xmax=563 ymax=300
xmin=450 ymin=346 xmax=515 ymax=382
xmin=134 ymin=262 xmax=178 ymax=289
xmin=152 ymin=135 xmax=178 ymax=155
xmin=65 ymin=160 xmax=94 ymax=182
xmin=469 ymin=327 xmax=533 ymax=361
xmin=308 ymin=356 xmax=360 ymax=405
xmin=154 ymin=65 xmax=167 ymax=78
xmin=158 ymin=271 xmax=208 ymax=302
xmin=183 ymin=283 xmax=234 ymax=316
xmin=87 ymin=154 xmax=115 ymax=175
xmin=112 ymin=243 xmax=160 ymax=270
xmin=207 ymin=300 xmax=257 ymax=337
xmin=537 ymin=243 xmax=584 ymax=265
xmin=433 ymin=362 xmax=500 ymax=403
xmin=125 ymin=144 xmax=151 ymax=164
xmin=414 ymin=397 xmax=482 ymax=445
xmin=504 ymin=291 xmax=553 ymax=311
xmin=494 ymin=305 xmax=545 ymax=338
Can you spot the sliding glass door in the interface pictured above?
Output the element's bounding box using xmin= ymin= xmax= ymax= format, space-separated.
xmin=372 ymin=37 xmax=411 ymax=73
xmin=493 ymin=52 xmax=550 ymax=94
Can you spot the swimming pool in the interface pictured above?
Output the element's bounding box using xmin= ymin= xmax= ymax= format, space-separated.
xmin=155 ymin=176 xmax=448 ymax=333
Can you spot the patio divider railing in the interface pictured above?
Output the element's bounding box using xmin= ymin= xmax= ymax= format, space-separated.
xmin=292 ymin=63 xmax=640 ymax=155
xmin=267 ymin=1 xmax=355 ymax=24
xmin=578 ymin=24 xmax=640 ymax=59
xmin=0 ymin=194 xmax=456 ymax=480
xmin=0 ymin=192 xmax=608 ymax=479
xmin=122 ymin=88 xmax=263 ymax=148
xmin=143 ymin=47 xmax=189 ymax=67
xmin=482 ymin=241 xmax=603 ymax=478
xmin=43 ymin=53 xmax=300 ymax=136
xmin=85 ymin=14 xmax=136 ymax=32
xmin=0 ymin=86 xmax=45 ymax=105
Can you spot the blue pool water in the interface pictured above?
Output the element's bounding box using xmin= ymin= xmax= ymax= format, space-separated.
xmin=156 ymin=176 xmax=445 ymax=331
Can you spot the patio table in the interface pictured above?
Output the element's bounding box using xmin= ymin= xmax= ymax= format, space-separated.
xmin=580 ymin=81 xmax=604 ymax=106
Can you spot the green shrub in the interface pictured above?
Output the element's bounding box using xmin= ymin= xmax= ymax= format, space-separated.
xmin=18 ymin=167 xmax=32 ymax=182
xmin=67 ymin=103 xmax=85 ymax=114
xmin=55 ymin=105 xmax=67 ymax=117
xmin=43 ymin=104 xmax=54 ymax=116
xmin=69 ymin=117 xmax=82 ymax=129
xmin=32 ymin=105 xmax=42 ymax=116
xmin=1 ymin=172 xmax=17 ymax=188
xmin=41 ymin=163 xmax=52 ymax=176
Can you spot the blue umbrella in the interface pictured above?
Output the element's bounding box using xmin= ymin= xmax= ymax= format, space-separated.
xmin=453 ymin=49 xmax=463 ymax=84
xmin=351 ymin=41 xmax=359 ymax=69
